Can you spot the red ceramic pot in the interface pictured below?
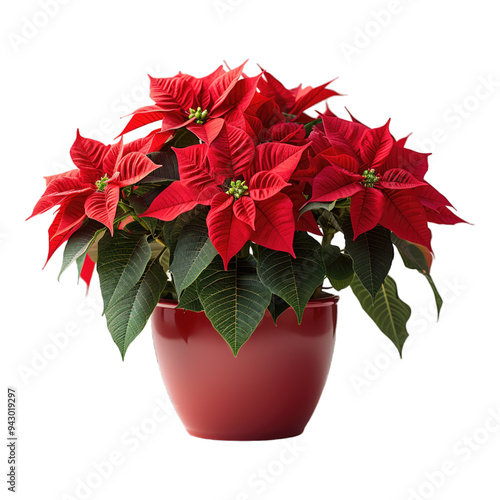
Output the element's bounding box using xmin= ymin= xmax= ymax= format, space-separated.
xmin=151 ymin=296 xmax=338 ymax=441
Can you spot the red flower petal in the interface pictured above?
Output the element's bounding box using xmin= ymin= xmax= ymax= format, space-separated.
xmin=311 ymin=165 xmax=363 ymax=202
xmin=251 ymin=193 xmax=296 ymax=256
xmin=414 ymin=183 xmax=452 ymax=209
xmin=102 ymin=138 xmax=124 ymax=177
xmin=70 ymin=130 xmax=109 ymax=182
xmin=379 ymin=168 xmax=428 ymax=190
xmin=188 ymin=118 xmax=225 ymax=144
xmin=257 ymin=70 xmax=295 ymax=112
xmin=250 ymin=143 xmax=309 ymax=181
xmin=207 ymin=192 xmax=252 ymax=269
xmin=381 ymin=144 xmax=430 ymax=179
xmin=80 ymin=255 xmax=96 ymax=295
xmin=84 ymin=187 xmax=120 ymax=234
xmin=209 ymin=61 xmax=247 ymax=112
xmin=199 ymin=65 xmax=227 ymax=109
xmin=45 ymin=203 xmax=85 ymax=266
xmin=141 ymin=182 xmax=211 ymax=221
xmin=233 ymin=196 xmax=256 ymax=230
xmin=43 ymin=168 xmax=80 ymax=187
xmin=350 ymin=188 xmax=385 ymax=239
xmin=149 ymin=74 xmax=195 ymax=111
xmin=29 ymin=176 xmax=93 ymax=218
xmin=321 ymin=115 xmax=366 ymax=157
xmin=360 ymin=120 xmax=394 ymax=170
xmin=289 ymin=80 xmax=340 ymax=116
xmin=211 ymin=73 xmax=261 ymax=117
xmin=324 ymin=153 xmax=361 ymax=174
xmin=207 ymin=121 xmax=255 ymax=177
xmin=53 ymin=195 xmax=88 ymax=237
xmin=117 ymin=106 xmax=167 ymax=137
xmin=380 ymin=190 xmax=432 ymax=251
xmin=249 ymin=171 xmax=289 ymax=201
xmin=283 ymin=184 xmax=322 ymax=236
xmin=267 ymin=122 xmax=307 ymax=144
xmin=147 ymin=129 xmax=173 ymax=153
xmin=114 ymin=152 xmax=162 ymax=187
xmin=173 ymin=144 xmax=224 ymax=191
xmin=425 ymin=206 xmax=468 ymax=225
xmin=123 ymin=129 xmax=159 ymax=155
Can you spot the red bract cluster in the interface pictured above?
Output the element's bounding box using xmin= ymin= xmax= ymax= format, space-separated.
xmin=306 ymin=114 xmax=465 ymax=250
xmin=29 ymin=131 xmax=158 ymax=263
xmin=31 ymin=62 xmax=464 ymax=270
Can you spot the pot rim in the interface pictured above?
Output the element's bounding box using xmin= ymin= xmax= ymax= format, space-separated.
xmin=156 ymin=294 xmax=339 ymax=310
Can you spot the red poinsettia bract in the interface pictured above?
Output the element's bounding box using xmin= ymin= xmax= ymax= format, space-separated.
xmin=29 ymin=131 xmax=159 ymax=263
xmin=142 ymin=141 xmax=316 ymax=269
xmin=308 ymin=115 xmax=464 ymax=251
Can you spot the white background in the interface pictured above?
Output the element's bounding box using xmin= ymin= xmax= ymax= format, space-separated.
xmin=1 ymin=1 xmax=499 ymax=499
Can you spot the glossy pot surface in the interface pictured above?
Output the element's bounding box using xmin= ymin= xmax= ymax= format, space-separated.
xmin=151 ymin=296 xmax=338 ymax=440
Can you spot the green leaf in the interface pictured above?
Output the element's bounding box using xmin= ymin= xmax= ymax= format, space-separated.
xmin=97 ymin=233 xmax=152 ymax=314
xmin=257 ymin=232 xmax=325 ymax=323
xmin=299 ymin=201 xmax=335 ymax=218
xmin=304 ymin=118 xmax=323 ymax=135
xmin=105 ymin=259 xmax=167 ymax=359
xmin=197 ymin=256 xmax=272 ymax=356
xmin=142 ymin=150 xmax=179 ymax=183
xmin=59 ymin=221 xmax=105 ymax=280
xmin=342 ymin=219 xmax=394 ymax=300
xmin=123 ymin=220 xmax=148 ymax=234
xmin=171 ymin=129 xmax=200 ymax=149
xmin=322 ymin=245 xmax=354 ymax=291
xmin=158 ymin=247 xmax=170 ymax=273
xmin=267 ymin=294 xmax=290 ymax=324
xmin=169 ymin=215 xmax=218 ymax=295
xmin=177 ymin=281 xmax=203 ymax=312
xmin=127 ymin=195 xmax=157 ymax=235
xmin=161 ymin=279 xmax=177 ymax=300
xmin=318 ymin=208 xmax=343 ymax=232
xmin=76 ymin=253 xmax=86 ymax=281
xmin=162 ymin=210 xmax=198 ymax=257
xmin=391 ymin=234 xmax=443 ymax=317
xmin=351 ymin=274 xmax=411 ymax=356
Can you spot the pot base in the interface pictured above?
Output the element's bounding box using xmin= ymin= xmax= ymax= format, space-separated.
xmin=186 ymin=427 xmax=304 ymax=441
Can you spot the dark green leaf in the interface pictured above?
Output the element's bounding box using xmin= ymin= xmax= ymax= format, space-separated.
xmin=351 ymin=274 xmax=411 ymax=356
xmin=322 ymin=245 xmax=354 ymax=291
xmin=267 ymin=294 xmax=290 ymax=324
xmin=197 ymin=256 xmax=271 ymax=356
xmin=158 ymin=247 xmax=170 ymax=273
xmin=105 ymin=259 xmax=167 ymax=359
xmin=161 ymin=279 xmax=177 ymax=300
xmin=142 ymin=150 xmax=179 ymax=184
xmin=343 ymin=219 xmax=394 ymax=300
xmin=162 ymin=211 xmax=197 ymax=257
xmin=177 ymin=282 xmax=203 ymax=312
xmin=169 ymin=215 xmax=218 ymax=295
xmin=391 ymin=234 xmax=443 ymax=317
xmin=97 ymin=233 xmax=152 ymax=314
xmin=304 ymin=118 xmax=322 ymax=135
xmin=299 ymin=201 xmax=335 ymax=218
xmin=318 ymin=209 xmax=342 ymax=232
xmin=171 ymin=129 xmax=200 ymax=149
xmin=257 ymin=232 xmax=325 ymax=323
xmin=127 ymin=195 xmax=157 ymax=234
xmin=76 ymin=253 xmax=86 ymax=281
xmin=59 ymin=220 xmax=105 ymax=280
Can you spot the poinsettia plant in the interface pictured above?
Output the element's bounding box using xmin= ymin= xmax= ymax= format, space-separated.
xmin=30 ymin=62 xmax=466 ymax=358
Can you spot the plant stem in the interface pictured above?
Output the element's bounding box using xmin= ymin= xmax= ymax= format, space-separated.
xmin=322 ymin=230 xmax=335 ymax=247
